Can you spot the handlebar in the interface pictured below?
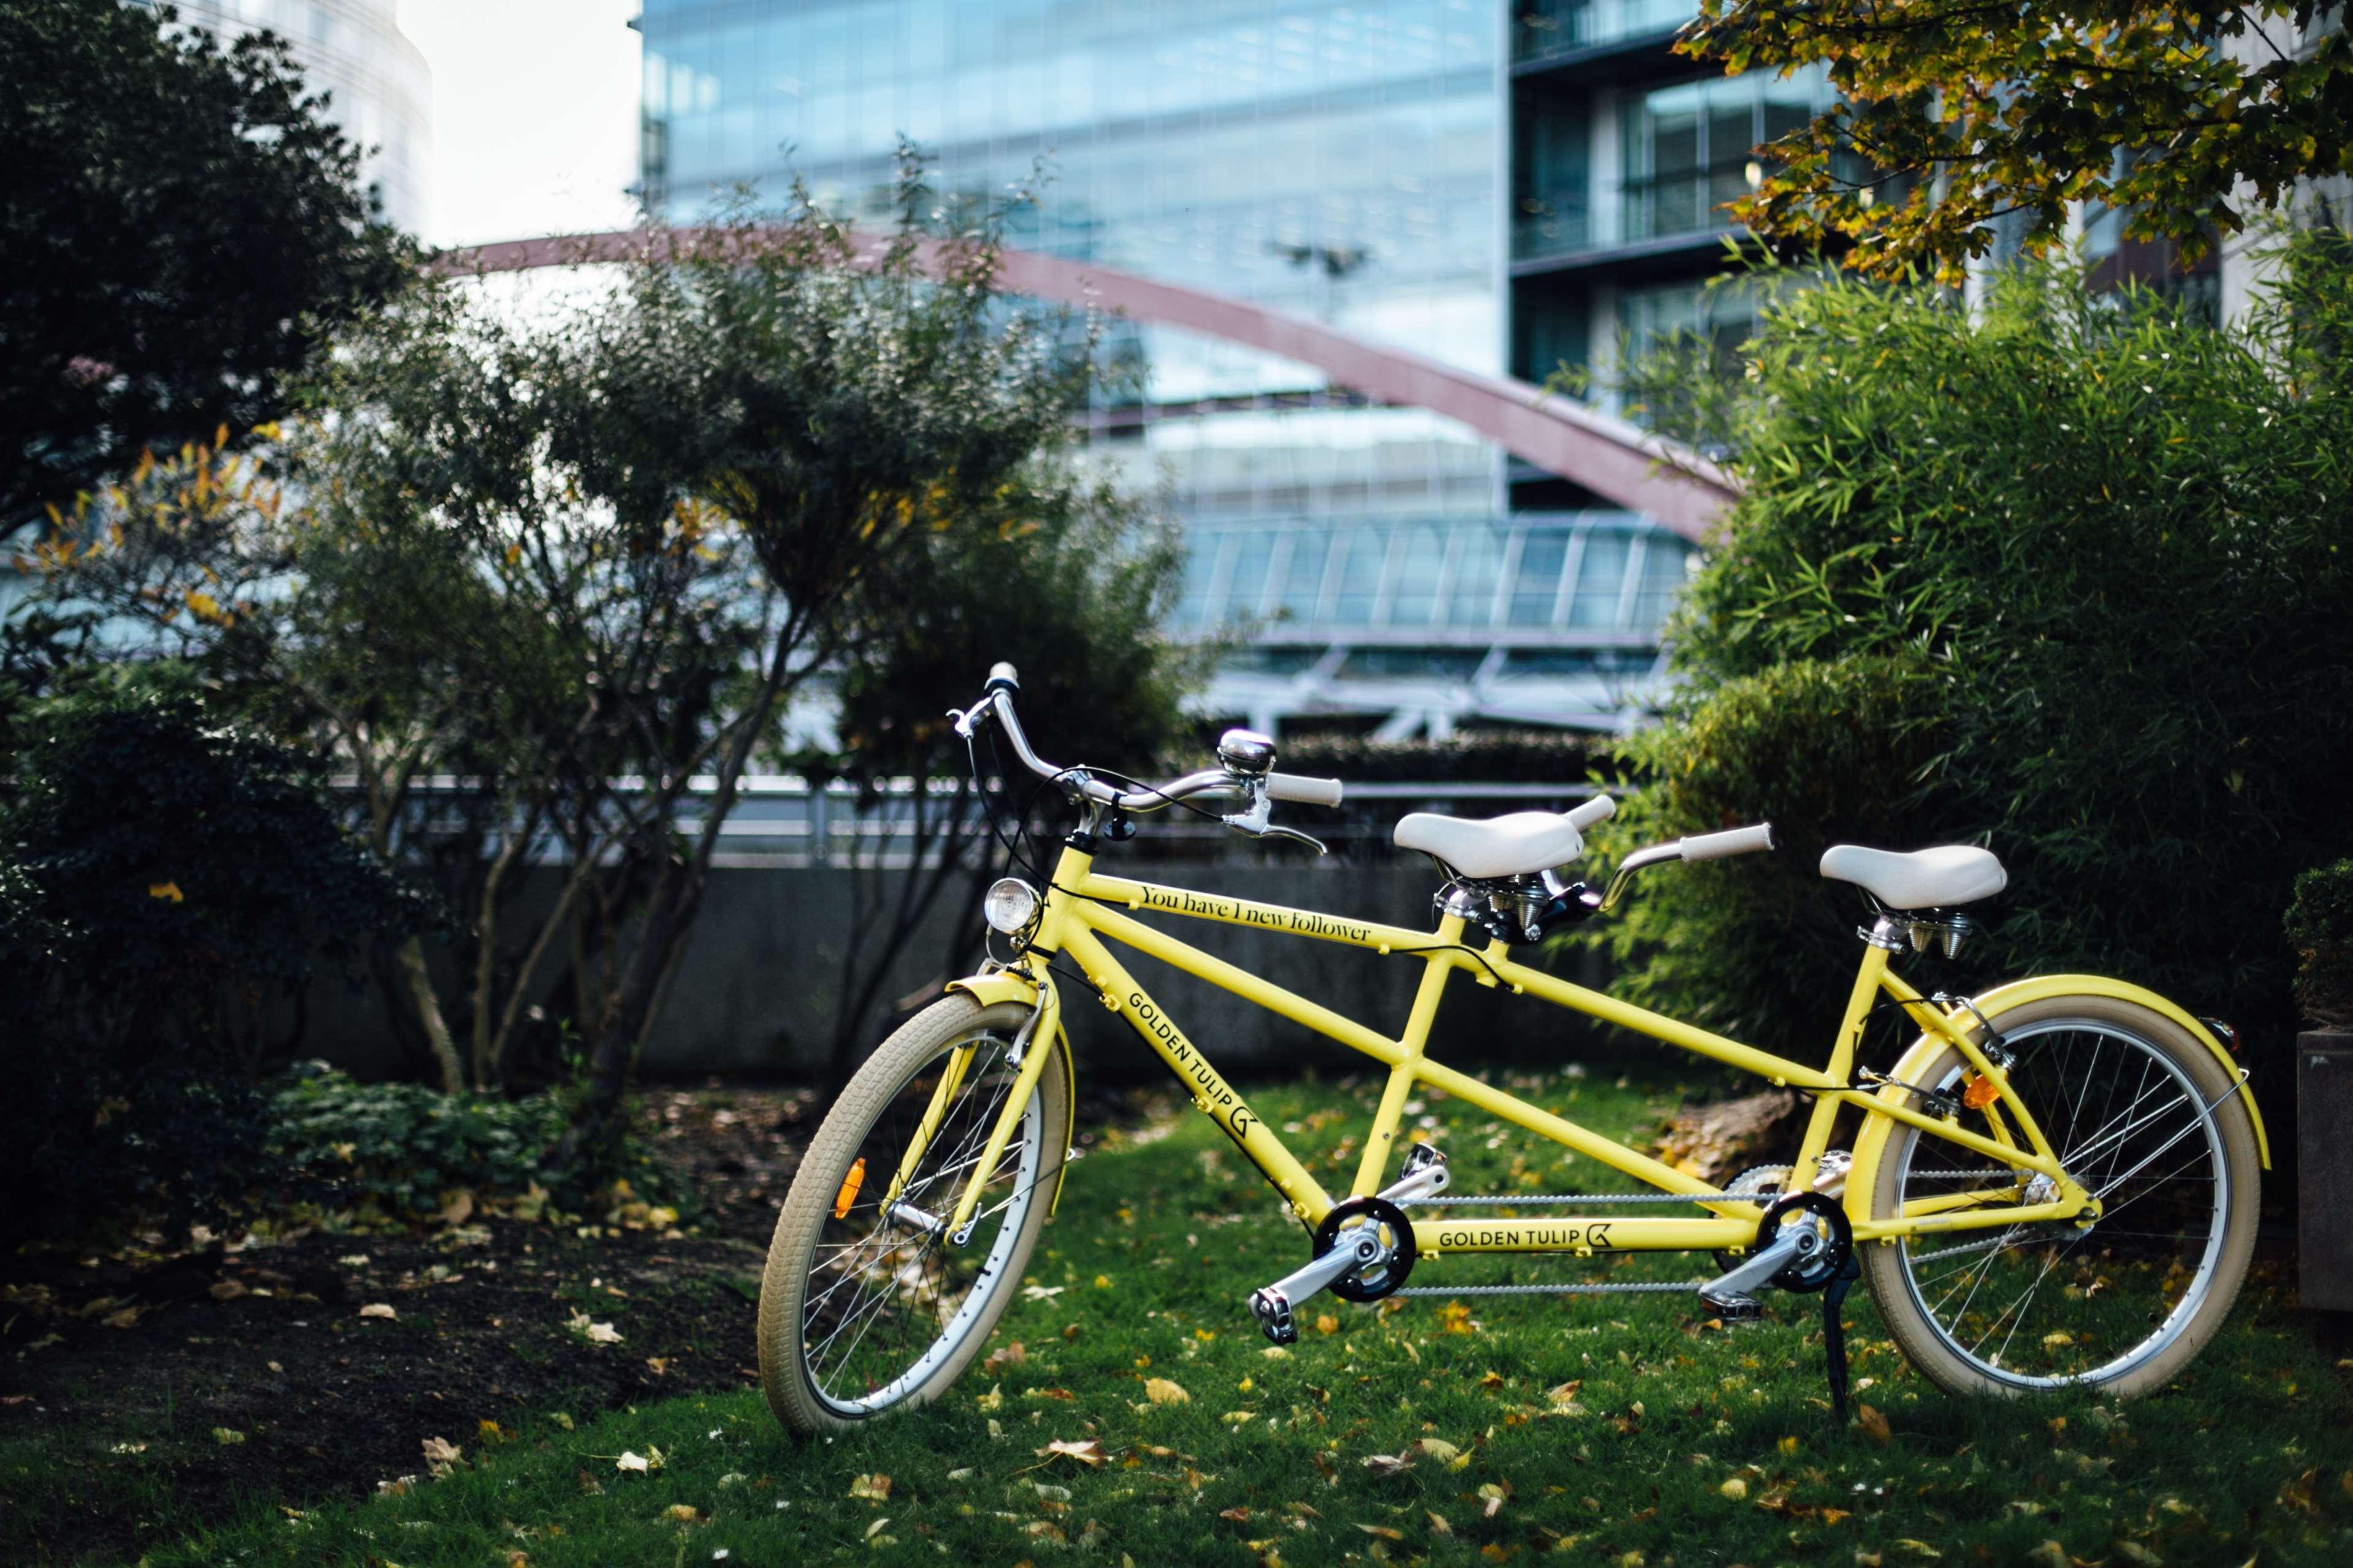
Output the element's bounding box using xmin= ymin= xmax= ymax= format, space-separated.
xmin=952 ymin=668 xmax=1344 ymax=816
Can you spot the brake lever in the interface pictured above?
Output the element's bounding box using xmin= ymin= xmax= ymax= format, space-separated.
xmin=1225 ymin=816 xmax=1328 ymax=855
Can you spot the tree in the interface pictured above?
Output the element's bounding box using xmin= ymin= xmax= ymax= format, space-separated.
xmin=0 ymin=0 xmax=405 ymax=537
xmin=26 ymin=286 xmax=775 ymax=1100
xmin=804 ymin=485 xmax=1202 ymax=1083
xmin=523 ymin=167 xmax=1106 ymax=1161
xmin=1576 ymin=235 xmax=2353 ymax=1080
xmin=1682 ymin=1 xmax=2353 ymax=279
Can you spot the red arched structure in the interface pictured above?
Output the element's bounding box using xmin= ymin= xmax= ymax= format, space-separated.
xmin=434 ymin=229 xmax=1739 ymax=542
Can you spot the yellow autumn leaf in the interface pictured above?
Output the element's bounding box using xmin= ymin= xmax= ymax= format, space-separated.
xmin=148 ymin=881 xmax=184 ymax=903
xmin=1143 ymin=1377 xmax=1190 ymax=1406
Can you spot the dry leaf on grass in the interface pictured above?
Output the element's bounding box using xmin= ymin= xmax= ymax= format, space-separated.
xmin=420 ymin=1436 xmax=463 ymax=1476
xmin=357 ymin=1303 xmax=397 ymax=1320
xmin=1361 ymin=1449 xmax=1415 ymax=1477
xmin=1857 ymin=1404 xmax=1892 ymax=1443
xmin=1038 ymin=1439 xmax=1109 ymax=1468
xmin=849 ymin=1472 xmax=892 ymax=1501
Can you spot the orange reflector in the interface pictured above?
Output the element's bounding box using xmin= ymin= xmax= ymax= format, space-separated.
xmin=833 ymin=1157 xmax=867 ymax=1219
xmin=1962 ymin=1074 xmax=2000 ymax=1111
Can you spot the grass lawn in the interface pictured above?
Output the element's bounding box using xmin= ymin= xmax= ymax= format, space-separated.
xmin=106 ymin=1069 xmax=2353 ymax=1566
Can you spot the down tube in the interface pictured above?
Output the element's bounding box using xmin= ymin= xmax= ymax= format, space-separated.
xmin=1059 ymin=925 xmax=1335 ymax=1225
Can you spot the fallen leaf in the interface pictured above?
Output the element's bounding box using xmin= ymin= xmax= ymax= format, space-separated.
xmin=1222 ymin=1411 xmax=1258 ymax=1424
xmin=976 ymin=1383 xmax=1003 ymax=1412
xmin=358 ymin=1303 xmax=397 ymax=1320
xmin=1355 ymin=1523 xmax=1404 ymax=1540
xmin=983 ymin=1341 xmax=1027 ymax=1373
xmin=665 ymin=1503 xmax=699 ymax=1523
xmin=208 ymin=1279 xmax=248 ymax=1303
xmin=1720 ymin=1477 xmax=1748 ymax=1500
xmin=1857 ymin=1404 xmax=1891 ymax=1444
xmin=1361 ymin=1449 xmax=1415 ymax=1477
xmin=1315 ymin=1314 xmax=1339 ymax=1335
xmin=614 ymin=1450 xmax=655 ymax=1474
xmin=566 ymin=1311 xmax=622 ymax=1345
xmin=420 ymin=1436 xmax=463 ymax=1475
xmin=1038 ymin=1439 xmax=1108 ymax=1468
xmin=1144 ymin=1377 xmax=1190 ymax=1405
xmin=1428 ymin=1510 xmax=1453 ymax=1536
xmin=1022 ymin=1285 xmax=1066 ymax=1300
xmin=849 ymin=1472 xmax=892 ymax=1501
xmin=212 ymin=1427 xmax=245 ymax=1445
xmin=1414 ymin=1438 xmax=1462 ymax=1462
xmin=1220 ymin=1507 xmax=1252 ymax=1523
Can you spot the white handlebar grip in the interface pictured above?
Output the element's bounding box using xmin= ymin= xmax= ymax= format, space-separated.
xmin=986 ymin=661 xmax=1020 ymax=690
xmin=1266 ymin=773 xmax=1344 ymax=808
xmin=1567 ymin=794 xmax=1616 ymax=830
xmin=1679 ymin=823 xmax=1776 ymax=861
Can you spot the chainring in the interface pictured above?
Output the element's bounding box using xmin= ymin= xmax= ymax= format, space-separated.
xmin=1313 ymin=1195 xmax=1416 ymax=1302
xmin=1754 ymin=1191 xmax=1854 ymax=1294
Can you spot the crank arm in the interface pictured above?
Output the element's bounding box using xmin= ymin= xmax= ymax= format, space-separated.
xmin=1249 ymin=1229 xmax=1384 ymax=1344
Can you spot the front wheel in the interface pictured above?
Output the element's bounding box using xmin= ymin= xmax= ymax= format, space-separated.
xmin=759 ymin=996 xmax=1069 ymax=1435
xmin=1860 ymin=994 xmax=2259 ymax=1399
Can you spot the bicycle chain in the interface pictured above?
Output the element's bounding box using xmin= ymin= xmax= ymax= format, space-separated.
xmin=1394 ymin=1280 xmax=1707 ymax=1297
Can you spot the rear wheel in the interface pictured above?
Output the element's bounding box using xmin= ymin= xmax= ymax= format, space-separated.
xmin=1860 ymin=995 xmax=2259 ymax=1399
xmin=759 ymin=997 xmax=1068 ymax=1435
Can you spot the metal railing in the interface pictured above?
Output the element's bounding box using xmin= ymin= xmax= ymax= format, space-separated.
xmin=345 ymin=775 xmax=1603 ymax=871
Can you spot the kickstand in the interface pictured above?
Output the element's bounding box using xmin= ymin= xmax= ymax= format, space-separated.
xmin=1821 ymin=1253 xmax=1863 ymax=1425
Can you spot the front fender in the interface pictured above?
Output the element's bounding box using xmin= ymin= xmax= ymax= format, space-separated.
xmin=1847 ymin=974 xmax=2270 ymax=1223
xmin=945 ymin=967 xmax=1078 ymax=1219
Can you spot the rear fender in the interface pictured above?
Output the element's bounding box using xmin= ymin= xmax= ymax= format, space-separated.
xmin=1847 ymin=974 xmax=2269 ymax=1224
xmin=945 ymin=968 xmax=1078 ymax=1219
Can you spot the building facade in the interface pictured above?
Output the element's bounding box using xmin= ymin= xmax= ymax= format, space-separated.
xmin=145 ymin=0 xmax=434 ymax=235
xmin=633 ymin=0 xmax=1704 ymax=737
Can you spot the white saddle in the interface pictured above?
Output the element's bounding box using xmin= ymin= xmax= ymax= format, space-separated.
xmin=1819 ymin=844 xmax=2006 ymax=910
xmin=1394 ymin=796 xmax=1615 ymax=880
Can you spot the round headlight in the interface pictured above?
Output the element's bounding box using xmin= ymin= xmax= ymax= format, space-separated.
xmin=983 ymin=877 xmax=1041 ymax=936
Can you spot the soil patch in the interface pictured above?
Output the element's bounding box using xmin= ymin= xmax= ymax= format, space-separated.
xmin=0 ymin=1085 xmax=819 ymax=1566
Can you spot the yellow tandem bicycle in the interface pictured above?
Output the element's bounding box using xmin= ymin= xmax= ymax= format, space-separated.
xmin=758 ymin=664 xmax=2267 ymax=1435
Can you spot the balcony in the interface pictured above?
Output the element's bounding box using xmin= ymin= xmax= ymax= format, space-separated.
xmin=1511 ymin=167 xmax=1749 ymax=268
xmin=1511 ymin=0 xmax=1698 ymax=68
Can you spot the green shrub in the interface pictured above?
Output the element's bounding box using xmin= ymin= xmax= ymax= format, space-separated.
xmin=268 ymin=1067 xmax=566 ymax=1218
xmin=1578 ymin=655 xmax=1967 ymax=1047
xmin=265 ymin=1067 xmax=677 ymax=1224
xmin=1580 ymin=233 xmax=2353 ymax=1066
xmin=2287 ymin=860 xmax=2353 ymax=1029
xmin=0 ymin=679 xmax=423 ymax=1243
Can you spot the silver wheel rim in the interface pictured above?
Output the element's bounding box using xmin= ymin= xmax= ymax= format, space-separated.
xmin=797 ymin=1031 xmax=1046 ymax=1417
xmin=1891 ymin=1018 xmax=2229 ymax=1391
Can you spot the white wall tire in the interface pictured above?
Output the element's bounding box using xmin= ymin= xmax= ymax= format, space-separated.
xmin=1860 ymin=995 xmax=2259 ymax=1400
xmin=758 ymin=997 xmax=1069 ymax=1436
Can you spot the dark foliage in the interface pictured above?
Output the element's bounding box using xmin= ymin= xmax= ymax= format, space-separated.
xmin=2287 ymin=860 xmax=2353 ymax=1030
xmin=0 ymin=0 xmax=406 ymax=535
xmin=1280 ymin=729 xmax=1605 ymax=787
xmin=0 ymin=682 xmax=423 ymax=1242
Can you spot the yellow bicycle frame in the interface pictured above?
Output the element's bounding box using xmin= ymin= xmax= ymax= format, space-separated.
xmin=944 ymin=843 xmax=2267 ymax=1264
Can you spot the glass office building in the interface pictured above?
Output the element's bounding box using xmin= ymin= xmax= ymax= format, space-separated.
xmin=634 ymin=0 xmax=1701 ymax=734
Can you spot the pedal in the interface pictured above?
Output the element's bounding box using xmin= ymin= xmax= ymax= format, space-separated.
xmin=1250 ymin=1287 xmax=1298 ymax=1344
xmin=1698 ymin=1289 xmax=1765 ymax=1322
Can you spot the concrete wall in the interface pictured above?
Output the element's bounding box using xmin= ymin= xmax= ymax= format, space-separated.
xmin=301 ymin=862 xmax=1624 ymax=1085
